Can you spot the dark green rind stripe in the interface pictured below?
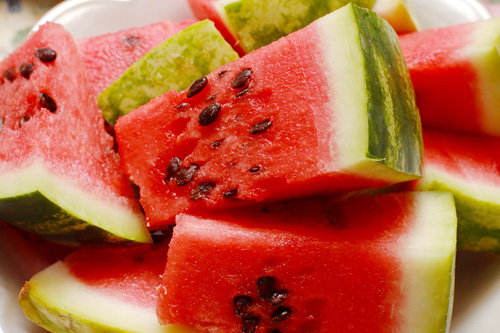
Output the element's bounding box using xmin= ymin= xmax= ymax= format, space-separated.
xmin=354 ymin=5 xmax=423 ymax=177
xmin=224 ymin=0 xmax=375 ymax=53
xmin=0 ymin=191 xmax=137 ymax=246
xmin=98 ymin=20 xmax=239 ymax=125
xmin=421 ymin=181 xmax=500 ymax=253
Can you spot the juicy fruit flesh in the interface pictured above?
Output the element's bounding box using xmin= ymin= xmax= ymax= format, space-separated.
xmin=157 ymin=192 xmax=456 ymax=332
xmin=116 ymin=4 xmax=423 ymax=227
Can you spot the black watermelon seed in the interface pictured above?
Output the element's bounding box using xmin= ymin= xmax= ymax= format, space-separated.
xmin=3 ymin=67 xmax=15 ymax=82
xmin=257 ymin=276 xmax=275 ymax=301
xmin=198 ymin=102 xmax=221 ymax=126
xmin=217 ymin=70 xmax=228 ymax=78
xmin=211 ymin=138 xmax=225 ymax=148
xmin=232 ymin=68 xmax=252 ymax=89
xmin=236 ymin=87 xmax=250 ymax=98
xmin=268 ymin=290 xmax=288 ymax=305
xmin=165 ymin=157 xmax=182 ymax=182
xmin=271 ymin=306 xmax=293 ymax=323
xmin=250 ymin=119 xmax=272 ymax=134
xmin=190 ymin=181 xmax=216 ymax=201
xmin=176 ymin=102 xmax=189 ymax=110
xmin=242 ymin=317 xmax=259 ymax=333
xmin=233 ymin=295 xmax=252 ymax=318
xmin=19 ymin=114 xmax=31 ymax=126
xmin=187 ymin=77 xmax=208 ymax=98
xmin=35 ymin=47 xmax=57 ymax=63
xmin=40 ymin=93 xmax=57 ymax=113
xmin=175 ymin=164 xmax=199 ymax=187
xmin=222 ymin=189 xmax=238 ymax=198
xmin=249 ymin=166 xmax=260 ymax=173
xmin=19 ymin=62 xmax=34 ymax=79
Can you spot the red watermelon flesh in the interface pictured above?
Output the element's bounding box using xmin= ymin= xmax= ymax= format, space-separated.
xmin=77 ymin=20 xmax=196 ymax=98
xmin=0 ymin=22 xmax=149 ymax=244
xmin=157 ymin=191 xmax=456 ymax=332
xmin=116 ymin=5 xmax=423 ymax=227
xmin=399 ymin=17 xmax=500 ymax=136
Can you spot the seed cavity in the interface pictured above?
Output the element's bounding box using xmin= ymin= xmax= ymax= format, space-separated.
xmin=19 ymin=114 xmax=31 ymax=126
xmin=0 ymin=118 xmax=3 ymax=133
xmin=222 ymin=189 xmax=238 ymax=198
xmin=19 ymin=62 xmax=34 ymax=79
xmin=218 ymin=70 xmax=228 ymax=78
xmin=236 ymin=87 xmax=250 ymax=98
xmin=149 ymin=228 xmax=172 ymax=243
xmin=232 ymin=68 xmax=252 ymax=89
xmin=249 ymin=166 xmax=261 ymax=173
xmin=3 ymin=67 xmax=15 ymax=82
xmin=190 ymin=181 xmax=216 ymax=201
xmin=40 ymin=93 xmax=57 ymax=113
xmin=198 ymin=102 xmax=221 ymax=126
xmin=233 ymin=295 xmax=252 ymax=318
xmin=271 ymin=306 xmax=292 ymax=323
xmin=165 ymin=157 xmax=182 ymax=182
xmin=176 ymin=102 xmax=189 ymax=110
xmin=35 ymin=47 xmax=57 ymax=63
xmin=175 ymin=164 xmax=199 ymax=186
xmin=268 ymin=290 xmax=288 ymax=305
xmin=187 ymin=77 xmax=208 ymax=98
xmin=211 ymin=138 xmax=225 ymax=148
xmin=241 ymin=316 xmax=259 ymax=333
xmin=122 ymin=35 xmax=140 ymax=48
xmin=250 ymin=119 xmax=272 ymax=134
xmin=269 ymin=330 xmax=283 ymax=333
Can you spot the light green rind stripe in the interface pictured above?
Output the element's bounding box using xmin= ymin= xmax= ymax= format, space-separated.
xmin=0 ymin=163 xmax=150 ymax=246
xmin=20 ymin=262 xmax=197 ymax=333
xmin=401 ymin=192 xmax=457 ymax=333
xmin=222 ymin=0 xmax=375 ymax=53
xmin=354 ymin=5 xmax=423 ymax=177
xmin=98 ymin=20 xmax=239 ymax=125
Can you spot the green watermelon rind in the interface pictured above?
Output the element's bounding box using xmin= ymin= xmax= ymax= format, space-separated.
xmin=318 ymin=4 xmax=423 ymax=181
xmin=217 ymin=0 xmax=376 ymax=53
xmin=400 ymin=191 xmax=456 ymax=332
xmin=0 ymin=163 xmax=151 ymax=246
xmin=98 ymin=20 xmax=239 ymax=125
xmin=19 ymin=262 xmax=196 ymax=333
xmin=415 ymin=165 xmax=500 ymax=253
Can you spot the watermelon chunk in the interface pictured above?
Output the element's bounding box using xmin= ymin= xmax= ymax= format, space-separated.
xmin=372 ymin=0 xmax=420 ymax=34
xmin=399 ymin=17 xmax=500 ymax=136
xmin=187 ymin=0 xmax=375 ymax=54
xmin=116 ymin=4 xmax=423 ymax=227
xmin=0 ymin=23 xmax=150 ymax=245
xmin=407 ymin=129 xmax=500 ymax=253
xmin=157 ymin=191 xmax=457 ymax=332
xmin=98 ymin=20 xmax=239 ymax=125
xmin=19 ymin=240 xmax=196 ymax=332
xmin=77 ymin=20 xmax=195 ymax=99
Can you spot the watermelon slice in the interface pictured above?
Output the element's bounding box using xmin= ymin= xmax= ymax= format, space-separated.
xmin=187 ymin=0 xmax=375 ymax=54
xmin=19 ymin=240 xmax=196 ymax=332
xmin=399 ymin=17 xmax=500 ymax=136
xmin=0 ymin=23 xmax=151 ymax=245
xmin=157 ymin=191 xmax=457 ymax=332
xmin=372 ymin=0 xmax=420 ymax=34
xmin=77 ymin=20 xmax=195 ymax=99
xmin=407 ymin=129 xmax=500 ymax=253
xmin=116 ymin=4 xmax=423 ymax=227
xmin=98 ymin=19 xmax=239 ymax=125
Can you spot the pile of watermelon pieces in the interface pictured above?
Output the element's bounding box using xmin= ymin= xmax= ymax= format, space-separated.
xmin=2 ymin=0 xmax=500 ymax=331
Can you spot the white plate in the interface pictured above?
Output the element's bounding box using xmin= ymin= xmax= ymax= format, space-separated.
xmin=1 ymin=0 xmax=496 ymax=332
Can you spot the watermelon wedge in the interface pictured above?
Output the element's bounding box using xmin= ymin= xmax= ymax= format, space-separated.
xmin=19 ymin=240 xmax=197 ymax=333
xmin=372 ymin=0 xmax=420 ymax=34
xmin=98 ymin=20 xmax=239 ymax=125
xmin=77 ymin=20 xmax=195 ymax=99
xmin=187 ymin=0 xmax=375 ymax=54
xmin=0 ymin=23 xmax=150 ymax=245
xmin=399 ymin=17 xmax=500 ymax=136
xmin=157 ymin=191 xmax=457 ymax=332
xmin=116 ymin=4 xmax=423 ymax=227
xmin=407 ymin=129 xmax=500 ymax=253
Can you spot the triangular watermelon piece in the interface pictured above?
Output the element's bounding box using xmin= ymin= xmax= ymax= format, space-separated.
xmin=0 ymin=22 xmax=150 ymax=245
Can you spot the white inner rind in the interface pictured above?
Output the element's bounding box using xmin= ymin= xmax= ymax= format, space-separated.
xmin=23 ymin=262 xmax=195 ymax=333
xmin=316 ymin=5 xmax=419 ymax=183
xmin=400 ymin=192 xmax=457 ymax=333
xmin=462 ymin=17 xmax=500 ymax=136
xmin=0 ymin=162 xmax=150 ymax=243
